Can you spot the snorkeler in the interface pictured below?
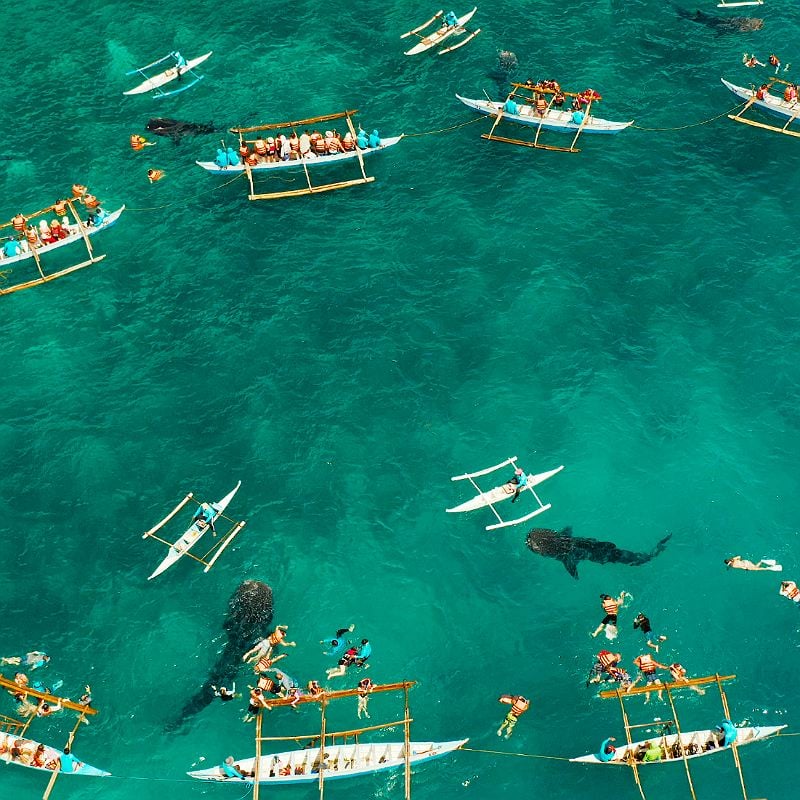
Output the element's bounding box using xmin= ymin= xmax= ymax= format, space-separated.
xmin=321 ymin=625 xmax=355 ymax=656
xmin=724 ymin=556 xmax=782 ymax=572
xmin=592 ymin=592 xmax=630 ymax=639
xmin=496 ymin=695 xmax=529 ymax=739
xmin=633 ymin=613 xmax=668 ymax=652
xmin=779 ymin=580 xmax=800 ymax=602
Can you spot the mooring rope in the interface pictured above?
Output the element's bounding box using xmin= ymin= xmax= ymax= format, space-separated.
xmin=461 ymin=746 xmax=571 ymax=761
xmin=631 ymin=102 xmax=747 ymax=131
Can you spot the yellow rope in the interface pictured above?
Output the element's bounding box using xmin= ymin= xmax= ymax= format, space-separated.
xmin=632 ymin=102 xmax=746 ymax=132
xmin=405 ymin=116 xmax=486 ymax=137
xmin=124 ymin=171 xmax=248 ymax=212
xmin=461 ymin=746 xmax=571 ymax=762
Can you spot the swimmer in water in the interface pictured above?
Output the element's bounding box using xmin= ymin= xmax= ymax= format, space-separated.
xmin=724 ymin=556 xmax=782 ymax=571
xmin=632 ymin=613 xmax=668 ymax=652
xmin=592 ymin=592 xmax=630 ymax=638
xmin=496 ymin=695 xmax=529 ymax=739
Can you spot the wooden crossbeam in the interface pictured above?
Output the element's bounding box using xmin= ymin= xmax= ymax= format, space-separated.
xmin=599 ymin=674 xmax=735 ymax=699
xmin=264 ymin=680 xmax=415 ymax=709
xmin=232 ymin=111 xmax=358 ymax=134
xmin=0 ymin=675 xmax=98 ymax=715
xmin=248 ymin=176 xmax=374 ymax=201
xmin=728 ymin=115 xmax=800 ymax=138
xmin=258 ymin=718 xmax=412 ymax=742
xmin=511 ymin=82 xmax=602 ymax=101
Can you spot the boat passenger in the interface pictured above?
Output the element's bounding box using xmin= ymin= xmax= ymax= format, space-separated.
xmin=368 ymin=129 xmax=381 ymax=148
xmin=226 ymin=147 xmax=241 ymax=166
xmin=595 ymin=736 xmax=617 ymax=762
xmin=357 ymin=677 xmax=374 ymax=719
xmin=327 ymin=132 xmax=342 ymax=154
xmin=279 ymin=135 xmax=291 ymax=161
xmin=221 ymin=755 xmax=246 ymax=779
xmin=503 ymin=98 xmax=518 ymax=114
xmin=357 ymin=127 xmax=369 ymax=149
xmin=11 ymin=742 xmax=34 ymax=765
xmin=289 ymin=132 xmax=300 ymax=160
xmin=25 ymin=226 xmax=40 ymax=248
xmin=783 ymin=84 xmax=797 ymax=103
xmin=643 ymin=741 xmax=662 ymax=762
xmin=342 ymin=131 xmax=355 ymax=151
xmin=266 ymin=137 xmax=277 ymax=162
xmin=299 ymin=131 xmax=312 ymax=157
xmin=314 ymin=134 xmax=328 ymax=156
xmin=238 ymin=144 xmax=250 ymax=162
xmin=724 ymin=555 xmax=781 ymax=571
xmin=51 ymin=220 xmax=68 ymax=240
xmin=254 ymin=138 xmax=268 ymax=157
xmin=633 ymin=613 xmax=667 ymax=652
xmin=496 ymin=694 xmax=529 ymax=739
xmin=444 ymin=10 xmax=459 ymax=26
xmin=630 ymin=653 xmax=669 ymax=702
xmin=716 ymin=719 xmax=738 ymax=747
xmin=215 ymin=148 xmax=229 ymax=168
xmin=246 ymin=152 xmax=259 ymax=167
xmin=779 ymin=580 xmax=800 ymax=602
xmin=534 ymin=94 xmax=548 ymax=116
xmin=192 ymin=503 xmax=216 ymax=532
xmin=756 ymin=84 xmax=770 ymax=101
xmin=11 ymin=213 xmax=26 ymax=233
xmin=572 ymin=110 xmax=585 ymax=125
xmin=32 ymin=743 xmax=47 ymax=768
xmin=2 ymin=239 xmax=22 ymax=258
xmin=592 ymin=593 xmax=628 ymax=638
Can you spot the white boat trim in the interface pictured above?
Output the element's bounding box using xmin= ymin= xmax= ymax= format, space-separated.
xmin=0 ymin=730 xmax=109 ymax=777
xmin=148 ymin=481 xmax=241 ymax=580
xmin=0 ymin=206 xmax=125 ymax=268
xmin=196 ymin=135 xmax=403 ymax=173
xmin=456 ymin=94 xmax=634 ymax=134
xmin=124 ymin=52 xmax=213 ymax=95
xmin=187 ymin=738 xmax=467 ymax=784
xmin=404 ymin=8 xmax=477 ymax=55
xmin=570 ymin=725 xmax=786 ymax=765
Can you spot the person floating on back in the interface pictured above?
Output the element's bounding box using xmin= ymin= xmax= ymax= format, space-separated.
xmin=724 ymin=556 xmax=782 ymax=572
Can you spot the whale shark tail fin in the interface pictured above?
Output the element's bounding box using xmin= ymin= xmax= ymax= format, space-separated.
xmin=653 ymin=533 xmax=672 ymax=556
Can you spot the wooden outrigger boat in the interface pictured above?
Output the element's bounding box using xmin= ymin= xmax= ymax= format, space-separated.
xmin=0 ymin=202 xmax=124 ymax=297
xmin=401 ymin=8 xmax=481 ymax=56
xmin=581 ymin=673 xmax=781 ymax=800
xmin=0 ymin=673 xmax=108 ymax=799
xmin=447 ymin=457 xmax=564 ymax=530
xmin=212 ymin=110 xmax=401 ymax=200
xmin=124 ymin=51 xmax=212 ymax=98
xmin=571 ymin=725 xmax=785 ymax=765
xmin=723 ymin=77 xmax=800 ymax=138
xmin=189 ymin=681 xmax=466 ymax=800
xmin=457 ymin=81 xmax=633 ymax=153
xmin=142 ymin=482 xmax=246 ymax=580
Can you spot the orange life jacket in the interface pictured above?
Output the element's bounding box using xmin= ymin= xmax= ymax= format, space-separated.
xmin=72 ymin=183 xmax=87 ymax=197
xmin=130 ymin=134 xmax=146 ymax=151
xmin=26 ymin=227 xmax=38 ymax=244
xmin=602 ymin=598 xmax=618 ymax=614
xmin=254 ymin=139 xmax=267 ymax=156
xmin=12 ymin=214 xmax=25 ymax=231
xmin=54 ymin=200 xmax=67 ymax=217
xmin=511 ymin=697 xmax=530 ymax=716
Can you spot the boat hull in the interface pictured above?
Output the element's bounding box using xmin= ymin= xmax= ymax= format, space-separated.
xmin=721 ymin=78 xmax=800 ymax=122
xmin=124 ymin=52 xmax=213 ymax=95
xmin=187 ymin=739 xmax=467 ymax=784
xmin=447 ymin=466 xmax=564 ymax=513
xmin=456 ymin=94 xmax=633 ymax=134
xmin=148 ymin=482 xmax=241 ymax=580
xmin=0 ymin=730 xmax=109 ymax=777
xmin=570 ymin=725 xmax=786 ymax=765
xmin=0 ymin=206 xmax=125 ymax=268
xmin=405 ymin=8 xmax=477 ymax=55
xmin=196 ymin=135 xmax=404 ymax=173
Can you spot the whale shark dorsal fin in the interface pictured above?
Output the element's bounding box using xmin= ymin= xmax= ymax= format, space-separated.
xmin=561 ymin=527 xmax=573 ymax=538
xmin=560 ymin=552 xmax=579 ymax=579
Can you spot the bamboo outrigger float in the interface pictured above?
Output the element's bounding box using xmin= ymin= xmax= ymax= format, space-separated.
xmin=226 ymin=110 xmax=397 ymax=200
xmin=458 ymin=81 xmax=632 ymax=154
xmin=142 ymin=482 xmax=246 ymax=579
xmin=0 ymin=199 xmax=124 ymax=296
xmin=724 ymin=77 xmax=800 ymax=139
xmin=0 ymin=673 xmax=108 ymax=799
xmin=577 ymin=674 xmax=783 ymax=800
xmin=188 ymin=681 xmax=467 ymax=799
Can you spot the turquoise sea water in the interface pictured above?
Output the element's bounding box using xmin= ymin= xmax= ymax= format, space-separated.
xmin=2 ymin=1 xmax=800 ymax=798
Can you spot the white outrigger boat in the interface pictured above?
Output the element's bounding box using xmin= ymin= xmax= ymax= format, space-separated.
xmin=0 ymin=202 xmax=124 ymax=296
xmin=196 ymin=135 xmax=404 ymax=174
xmin=143 ymin=482 xmax=246 ymax=580
xmin=571 ymin=725 xmax=786 ymax=765
xmin=0 ymin=730 xmax=109 ymax=777
xmin=124 ymin=51 xmax=212 ymax=98
xmin=188 ymin=739 xmax=468 ymax=784
xmin=723 ymin=77 xmax=800 ymax=138
xmin=402 ymin=8 xmax=480 ymax=56
xmin=447 ymin=457 xmax=564 ymax=530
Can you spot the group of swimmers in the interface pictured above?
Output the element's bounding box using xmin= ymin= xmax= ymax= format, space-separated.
xmin=212 ymin=127 xmax=383 ymax=169
xmin=743 ymin=52 xmax=786 ymax=73
xmin=722 ymin=554 xmax=800 ymax=605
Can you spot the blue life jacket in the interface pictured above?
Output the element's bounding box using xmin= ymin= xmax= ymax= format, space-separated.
xmin=226 ymin=148 xmax=241 ymax=166
xmin=572 ymin=111 xmax=585 ymax=125
xmin=215 ymin=148 xmax=228 ymax=167
xmin=504 ymin=99 xmax=518 ymax=114
xmin=368 ymin=130 xmax=381 ymax=148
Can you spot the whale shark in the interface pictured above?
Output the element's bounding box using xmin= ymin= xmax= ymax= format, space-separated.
xmin=170 ymin=579 xmax=273 ymax=727
xmin=145 ymin=117 xmax=216 ymax=142
xmin=526 ymin=527 xmax=671 ymax=579
xmin=675 ymin=7 xmax=763 ymax=33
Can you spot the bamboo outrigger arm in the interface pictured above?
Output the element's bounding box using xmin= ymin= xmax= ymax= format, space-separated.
xmin=232 ymin=111 xmax=359 ymax=135
xmin=598 ymin=674 xmax=736 ymax=699
xmin=0 ymin=675 xmax=98 ymax=716
xmin=264 ymin=680 xmax=416 ymax=709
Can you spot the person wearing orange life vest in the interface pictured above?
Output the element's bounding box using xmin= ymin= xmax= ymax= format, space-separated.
xmin=779 ymin=580 xmax=800 ymax=603
xmin=769 ymin=53 xmax=781 ymax=73
xmin=630 ymin=652 xmax=669 ymax=702
xmin=497 ymin=695 xmax=529 ymax=739
xmin=756 ymin=84 xmax=770 ymax=101
xmin=11 ymin=213 xmax=26 ymax=234
xmin=534 ymin=93 xmax=547 ymax=116
xmin=587 ymin=650 xmax=623 ymax=685
xmin=743 ymin=53 xmax=765 ymax=69
xmin=592 ymin=592 xmax=630 ymax=638
xmin=783 ymin=83 xmax=797 ymax=103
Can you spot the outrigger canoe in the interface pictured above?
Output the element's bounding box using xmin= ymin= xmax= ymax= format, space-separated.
xmin=0 ymin=730 xmax=109 ymax=777
xmin=570 ymin=725 xmax=786 ymax=765
xmin=447 ymin=466 xmax=564 ymax=514
xmin=722 ymin=78 xmax=800 ymax=125
xmin=147 ymin=482 xmax=241 ymax=580
xmin=188 ymin=739 xmax=468 ymax=784
xmin=0 ymin=206 xmax=125 ymax=268
xmin=196 ymin=135 xmax=404 ymax=173
xmin=405 ymin=8 xmax=477 ymax=55
xmin=124 ymin=51 xmax=212 ymax=96
xmin=456 ymin=95 xmax=633 ymax=134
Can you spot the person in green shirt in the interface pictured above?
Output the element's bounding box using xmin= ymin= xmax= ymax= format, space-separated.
xmin=643 ymin=741 xmax=663 ymax=762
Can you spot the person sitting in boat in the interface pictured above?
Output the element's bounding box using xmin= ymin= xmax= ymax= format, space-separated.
xmin=368 ymin=129 xmax=381 ymax=148
xmin=496 ymin=694 xmax=529 ymax=739
xmin=595 ymin=737 xmax=617 ymax=762
xmin=32 ymin=743 xmax=48 ymax=768
xmin=214 ymin=148 xmax=229 ymax=168
xmin=779 ymin=580 xmax=800 ymax=602
xmin=192 ymin=502 xmax=216 ymax=532
xmin=2 ymin=238 xmax=22 ymax=258
xmin=643 ymin=741 xmax=662 ymax=762
xmin=299 ymin=130 xmax=312 ymax=158
xmin=173 ymin=51 xmax=187 ymax=82
xmin=11 ymin=741 xmax=35 ymax=765
xmin=503 ymin=97 xmax=519 ymax=115
xmin=280 ymin=134 xmax=292 ymax=161
xmin=221 ymin=755 xmax=247 ymax=779
xmin=443 ymin=10 xmax=459 ymax=27
xmin=633 ymin=613 xmax=667 ymax=652
xmin=715 ymin=719 xmax=738 ymax=747
xmin=743 ymin=53 xmax=765 ymax=69
xmin=357 ymin=127 xmax=369 ymax=149
xmin=341 ymin=131 xmax=356 ymax=151
xmin=86 ymin=207 xmax=108 ymax=228
xmin=783 ymin=83 xmax=798 ymax=103
xmin=226 ymin=147 xmax=241 ymax=166
xmin=50 ymin=219 xmax=68 ymax=240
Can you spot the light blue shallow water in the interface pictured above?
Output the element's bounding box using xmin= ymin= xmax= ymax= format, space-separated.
xmin=1 ymin=1 xmax=800 ymax=799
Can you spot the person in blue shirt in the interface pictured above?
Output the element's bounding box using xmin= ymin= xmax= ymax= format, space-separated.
xmin=357 ymin=127 xmax=369 ymax=149
xmin=221 ymin=756 xmax=246 ymax=779
xmin=596 ymin=737 xmax=617 ymax=762
xmin=58 ymin=747 xmax=82 ymax=773
xmin=174 ymin=51 xmax=187 ymax=83
xmin=368 ymin=130 xmax=381 ymax=148
xmin=509 ymin=468 xmax=529 ymax=504
xmin=716 ymin=720 xmax=738 ymax=747
xmin=444 ymin=11 xmax=459 ymax=27
xmin=355 ymin=639 xmax=372 ymax=667
xmin=193 ymin=503 xmax=216 ymax=532
xmin=321 ymin=625 xmax=354 ymax=656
